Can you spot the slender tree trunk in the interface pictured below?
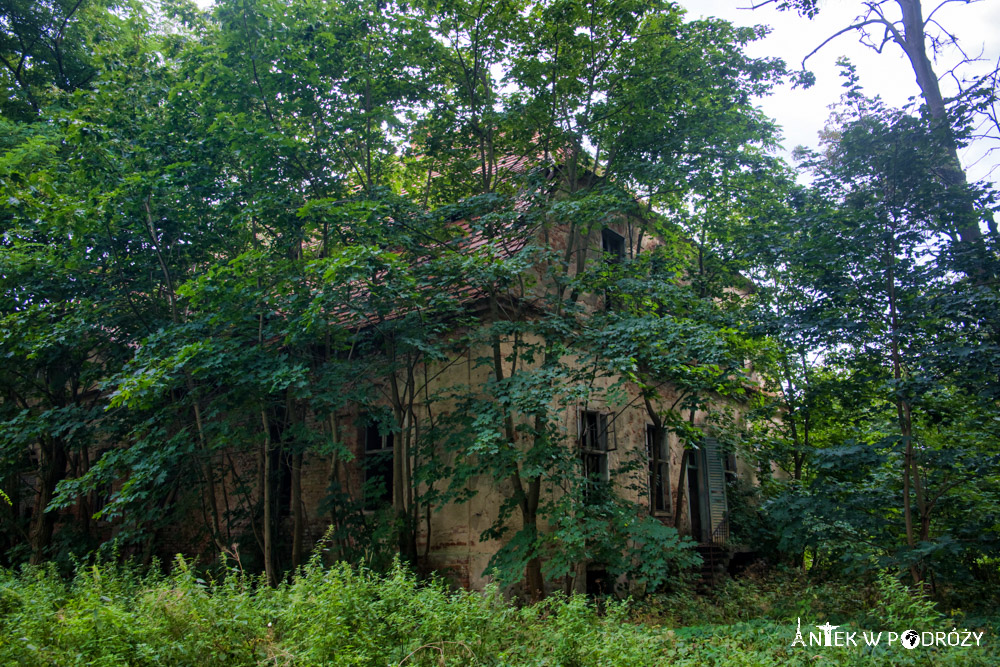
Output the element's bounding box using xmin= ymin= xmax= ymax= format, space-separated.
xmin=74 ymin=449 xmax=92 ymax=540
xmin=886 ymin=218 xmax=924 ymax=585
xmin=261 ymin=408 xmax=277 ymax=586
xmin=524 ymin=540 xmax=545 ymax=600
xmin=29 ymin=438 xmax=67 ymax=565
xmin=395 ymin=416 xmax=417 ymax=563
xmin=487 ymin=291 xmax=547 ymax=597
xmin=190 ymin=396 xmax=226 ymax=551
xmin=290 ymin=451 xmax=303 ymax=568
xmin=328 ymin=413 xmax=342 ymax=524
xmin=523 ymin=475 xmax=544 ymax=601
xmin=778 ymin=349 xmax=807 ymax=481
xmin=901 ymin=411 xmax=919 ymax=583
xmin=143 ymin=481 xmax=180 ymax=566
xmin=144 ymin=197 xmax=226 ymax=551
xmin=387 ymin=355 xmax=418 ymax=564
xmin=404 ymin=403 xmax=419 ymax=563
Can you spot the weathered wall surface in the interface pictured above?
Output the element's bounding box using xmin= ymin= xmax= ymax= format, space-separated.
xmin=163 ymin=217 xmax=752 ymax=591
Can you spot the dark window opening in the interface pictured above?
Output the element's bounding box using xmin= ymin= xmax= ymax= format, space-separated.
xmin=601 ymin=228 xmax=625 ymax=262
xmin=586 ymin=567 xmax=610 ymax=597
xmin=363 ymin=421 xmax=394 ymax=510
xmin=646 ymin=426 xmax=670 ymax=514
xmin=580 ymin=410 xmax=612 ymax=505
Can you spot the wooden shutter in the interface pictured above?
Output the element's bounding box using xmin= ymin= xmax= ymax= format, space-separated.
xmin=702 ymin=437 xmax=728 ymax=543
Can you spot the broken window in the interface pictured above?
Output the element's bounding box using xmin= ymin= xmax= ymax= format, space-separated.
xmin=646 ymin=425 xmax=670 ymax=514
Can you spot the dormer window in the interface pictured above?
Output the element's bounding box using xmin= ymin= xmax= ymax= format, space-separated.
xmin=601 ymin=228 xmax=625 ymax=263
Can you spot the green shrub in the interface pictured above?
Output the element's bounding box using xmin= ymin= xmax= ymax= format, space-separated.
xmin=1 ymin=558 xmax=997 ymax=666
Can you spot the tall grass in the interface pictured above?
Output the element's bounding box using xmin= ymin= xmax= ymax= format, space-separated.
xmin=0 ymin=558 xmax=996 ymax=666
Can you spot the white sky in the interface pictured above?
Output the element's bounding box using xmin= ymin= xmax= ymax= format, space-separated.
xmin=677 ymin=0 xmax=1000 ymax=186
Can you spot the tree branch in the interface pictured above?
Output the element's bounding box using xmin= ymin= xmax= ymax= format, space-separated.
xmin=923 ymin=0 xmax=982 ymax=29
xmin=801 ymin=19 xmax=896 ymax=70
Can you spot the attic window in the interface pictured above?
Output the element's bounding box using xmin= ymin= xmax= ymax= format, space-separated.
xmin=601 ymin=228 xmax=625 ymax=262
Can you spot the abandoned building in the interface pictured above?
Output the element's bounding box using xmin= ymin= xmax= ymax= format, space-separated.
xmin=180 ymin=165 xmax=759 ymax=593
xmin=8 ymin=153 xmax=758 ymax=594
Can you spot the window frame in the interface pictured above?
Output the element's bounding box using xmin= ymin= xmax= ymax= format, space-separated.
xmin=725 ymin=451 xmax=738 ymax=485
xmin=646 ymin=425 xmax=671 ymax=515
xmin=579 ymin=409 xmax=615 ymax=504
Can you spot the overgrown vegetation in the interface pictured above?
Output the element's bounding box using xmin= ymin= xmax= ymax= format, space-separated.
xmin=1 ymin=0 xmax=998 ymax=630
xmin=1 ymin=0 xmax=778 ymax=592
xmin=0 ymin=558 xmax=996 ymax=666
xmin=740 ymin=63 xmax=1000 ymax=588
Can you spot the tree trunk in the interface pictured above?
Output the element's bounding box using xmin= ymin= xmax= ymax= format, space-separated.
xmin=886 ymin=219 xmax=924 ymax=585
xmin=523 ymin=512 xmax=545 ymax=601
xmin=290 ymin=451 xmax=303 ymax=568
xmin=404 ymin=405 xmax=419 ymax=564
xmin=29 ymin=438 xmax=67 ymax=565
xmin=895 ymin=0 xmax=982 ymax=247
xmin=261 ymin=409 xmax=277 ymax=586
xmin=395 ymin=413 xmax=417 ymax=564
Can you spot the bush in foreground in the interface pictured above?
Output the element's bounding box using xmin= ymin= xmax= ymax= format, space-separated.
xmin=0 ymin=558 xmax=997 ymax=666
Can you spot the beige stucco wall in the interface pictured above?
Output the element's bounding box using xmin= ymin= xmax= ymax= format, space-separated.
xmin=342 ymin=338 xmax=738 ymax=592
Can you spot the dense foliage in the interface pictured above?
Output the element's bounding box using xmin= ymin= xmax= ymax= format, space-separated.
xmin=0 ymin=558 xmax=996 ymax=666
xmin=1 ymin=0 xmax=783 ymax=593
xmin=737 ymin=61 xmax=1000 ymax=589
xmin=1 ymin=0 xmax=998 ymax=613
